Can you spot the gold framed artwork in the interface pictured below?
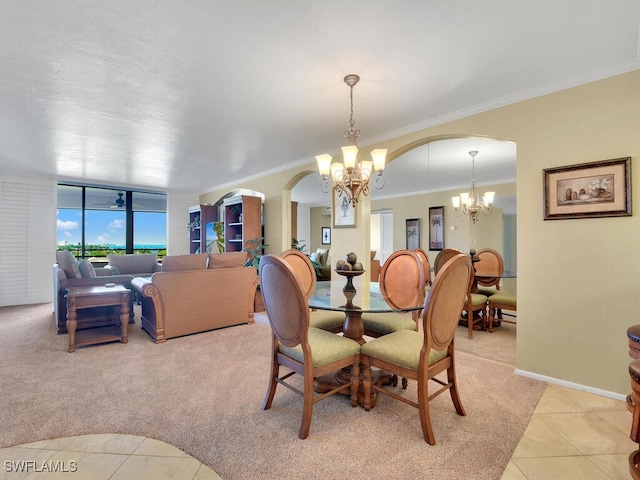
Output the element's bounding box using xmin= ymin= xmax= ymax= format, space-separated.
xmin=543 ymin=157 xmax=631 ymax=220
xmin=333 ymin=188 xmax=356 ymax=228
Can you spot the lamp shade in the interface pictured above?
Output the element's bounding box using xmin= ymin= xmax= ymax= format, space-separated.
xmin=371 ymin=149 xmax=387 ymax=172
xmin=316 ymin=154 xmax=332 ymax=176
xmin=341 ymin=145 xmax=358 ymax=170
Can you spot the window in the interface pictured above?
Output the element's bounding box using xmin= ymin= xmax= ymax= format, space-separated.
xmin=57 ymin=184 xmax=167 ymax=259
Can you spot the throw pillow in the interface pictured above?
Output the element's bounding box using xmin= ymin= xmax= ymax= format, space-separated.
xmin=209 ymin=252 xmax=248 ymax=268
xmin=316 ymin=248 xmax=329 ymax=267
xmin=56 ymin=250 xmax=82 ymax=279
xmin=162 ymin=253 xmax=208 ymax=272
xmin=78 ymin=259 xmax=96 ymax=278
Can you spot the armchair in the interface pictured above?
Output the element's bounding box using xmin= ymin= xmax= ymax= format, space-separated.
xmin=53 ymin=250 xmax=133 ymax=334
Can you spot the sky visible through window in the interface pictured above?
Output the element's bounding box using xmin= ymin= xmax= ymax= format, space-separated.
xmin=57 ymin=209 xmax=166 ymax=248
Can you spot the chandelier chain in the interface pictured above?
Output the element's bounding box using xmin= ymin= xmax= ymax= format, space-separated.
xmin=344 ymin=82 xmax=360 ymax=145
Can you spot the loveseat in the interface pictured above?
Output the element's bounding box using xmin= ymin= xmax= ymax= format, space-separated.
xmin=131 ymin=252 xmax=258 ymax=343
xmin=53 ymin=250 xmax=134 ymax=334
xmin=104 ymin=253 xmax=162 ymax=277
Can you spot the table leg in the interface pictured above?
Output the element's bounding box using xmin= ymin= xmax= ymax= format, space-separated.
xmin=120 ymin=291 xmax=129 ymax=344
xmin=67 ymin=297 xmax=77 ymax=353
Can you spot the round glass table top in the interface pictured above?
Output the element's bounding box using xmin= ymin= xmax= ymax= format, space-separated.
xmin=308 ymin=281 xmax=423 ymax=313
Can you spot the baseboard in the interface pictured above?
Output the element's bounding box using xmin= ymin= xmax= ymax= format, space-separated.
xmin=514 ymin=368 xmax=626 ymax=402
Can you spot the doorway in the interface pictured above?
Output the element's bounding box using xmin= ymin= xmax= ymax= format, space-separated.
xmin=371 ymin=210 xmax=393 ymax=265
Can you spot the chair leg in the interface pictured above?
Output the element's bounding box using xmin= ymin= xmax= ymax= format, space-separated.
xmin=447 ymin=362 xmax=466 ymax=417
xmin=350 ymin=362 xmax=360 ymax=407
xmin=299 ymin=373 xmax=314 ymax=439
xmin=488 ymin=303 xmax=494 ymax=332
xmin=362 ymin=363 xmax=373 ymax=411
xmin=262 ymin=358 xmax=279 ymax=410
xmin=417 ymin=377 xmax=436 ymax=445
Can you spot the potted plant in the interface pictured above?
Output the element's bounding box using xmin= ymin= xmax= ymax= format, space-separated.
xmin=243 ymin=237 xmax=268 ymax=272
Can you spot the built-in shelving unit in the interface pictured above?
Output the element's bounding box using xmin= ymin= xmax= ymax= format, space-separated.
xmin=223 ymin=195 xmax=262 ymax=257
xmin=188 ymin=205 xmax=219 ymax=254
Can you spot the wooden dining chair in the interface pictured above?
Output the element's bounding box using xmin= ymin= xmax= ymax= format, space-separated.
xmin=462 ymin=271 xmax=489 ymax=338
xmin=435 ymin=248 xmax=487 ymax=338
xmin=259 ymin=254 xmax=361 ymax=439
xmin=433 ymin=248 xmax=462 ymax=276
xmin=475 ymin=248 xmax=504 ymax=297
xmin=280 ymin=249 xmax=344 ymax=333
xmin=360 ymin=253 xmax=472 ymax=444
xmin=414 ymin=248 xmax=432 ymax=287
xmin=361 ymin=250 xmax=426 ymax=338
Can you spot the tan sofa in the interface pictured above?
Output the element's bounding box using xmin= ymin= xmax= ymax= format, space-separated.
xmin=131 ymin=252 xmax=258 ymax=343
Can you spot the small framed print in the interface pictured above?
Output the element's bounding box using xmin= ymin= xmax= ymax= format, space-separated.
xmin=406 ymin=218 xmax=420 ymax=250
xmin=429 ymin=206 xmax=444 ymax=251
xmin=543 ymin=157 xmax=631 ymax=220
xmin=322 ymin=227 xmax=331 ymax=245
xmin=333 ymin=188 xmax=356 ymax=228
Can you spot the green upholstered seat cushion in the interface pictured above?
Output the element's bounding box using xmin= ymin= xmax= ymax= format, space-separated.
xmin=360 ymin=330 xmax=447 ymax=370
xmin=489 ymin=292 xmax=517 ymax=306
xmin=309 ymin=310 xmax=344 ymax=331
xmin=279 ymin=327 xmax=360 ymax=367
xmin=361 ymin=312 xmax=416 ymax=335
xmin=466 ymin=293 xmax=488 ymax=306
xmin=477 ymin=287 xmax=498 ymax=297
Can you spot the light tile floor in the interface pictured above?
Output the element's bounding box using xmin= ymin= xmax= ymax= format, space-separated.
xmin=0 ymin=434 xmax=221 ymax=480
xmin=502 ymin=383 xmax=636 ymax=480
xmin=0 ymin=384 xmax=634 ymax=479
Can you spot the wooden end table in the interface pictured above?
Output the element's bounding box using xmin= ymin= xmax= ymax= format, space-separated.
xmin=65 ymin=285 xmax=130 ymax=353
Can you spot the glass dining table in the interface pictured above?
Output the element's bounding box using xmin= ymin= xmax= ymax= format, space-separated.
xmin=307 ymin=273 xmax=424 ymax=407
xmin=308 ymin=276 xmax=424 ymax=345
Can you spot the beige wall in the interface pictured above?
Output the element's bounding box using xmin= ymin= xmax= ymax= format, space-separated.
xmin=371 ymin=182 xmax=515 ymax=267
xmin=201 ymin=69 xmax=640 ymax=396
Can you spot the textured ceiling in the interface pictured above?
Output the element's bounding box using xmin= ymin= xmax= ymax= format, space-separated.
xmin=1 ymin=1 xmax=639 ymax=208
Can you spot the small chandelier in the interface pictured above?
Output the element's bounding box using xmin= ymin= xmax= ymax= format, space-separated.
xmin=451 ymin=150 xmax=495 ymax=223
xmin=316 ymin=74 xmax=387 ymax=205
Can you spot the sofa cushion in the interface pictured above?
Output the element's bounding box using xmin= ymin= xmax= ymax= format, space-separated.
xmin=107 ymin=253 xmax=158 ymax=275
xmin=78 ymin=259 xmax=96 ymax=278
xmin=162 ymin=253 xmax=208 ymax=272
xmin=56 ymin=250 xmax=82 ymax=279
xmin=209 ymin=252 xmax=247 ymax=268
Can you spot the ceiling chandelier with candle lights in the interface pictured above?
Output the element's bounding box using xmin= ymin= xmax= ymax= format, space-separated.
xmin=451 ymin=150 xmax=495 ymax=223
xmin=316 ymin=74 xmax=387 ymax=205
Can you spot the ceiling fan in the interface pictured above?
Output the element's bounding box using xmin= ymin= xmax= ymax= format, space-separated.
xmin=90 ymin=192 xmax=127 ymax=209
xmin=112 ymin=192 xmax=125 ymax=209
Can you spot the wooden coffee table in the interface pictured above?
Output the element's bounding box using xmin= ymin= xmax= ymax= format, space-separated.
xmin=65 ymin=285 xmax=130 ymax=353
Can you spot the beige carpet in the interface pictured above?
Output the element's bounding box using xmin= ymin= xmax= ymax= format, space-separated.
xmin=0 ymin=303 xmax=544 ymax=480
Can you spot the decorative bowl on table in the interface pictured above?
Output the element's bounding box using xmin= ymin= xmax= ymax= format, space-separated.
xmin=335 ymin=269 xmax=365 ymax=278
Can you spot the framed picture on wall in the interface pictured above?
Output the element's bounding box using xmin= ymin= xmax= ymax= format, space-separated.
xmin=333 ymin=188 xmax=356 ymax=228
xmin=321 ymin=227 xmax=331 ymax=244
xmin=405 ymin=218 xmax=420 ymax=250
xmin=429 ymin=206 xmax=444 ymax=251
xmin=543 ymin=157 xmax=631 ymax=220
